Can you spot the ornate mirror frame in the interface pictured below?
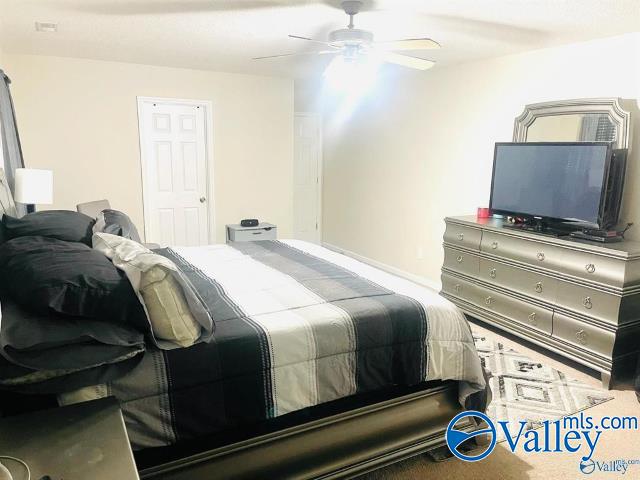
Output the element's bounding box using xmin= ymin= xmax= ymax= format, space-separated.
xmin=513 ymin=97 xmax=634 ymax=150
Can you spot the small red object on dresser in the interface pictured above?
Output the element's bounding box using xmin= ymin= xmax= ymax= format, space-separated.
xmin=477 ymin=207 xmax=491 ymax=218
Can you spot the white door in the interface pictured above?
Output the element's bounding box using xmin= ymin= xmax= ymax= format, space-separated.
xmin=293 ymin=113 xmax=322 ymax=243
xmin=138 ymin=98 xmax=211 ymax=246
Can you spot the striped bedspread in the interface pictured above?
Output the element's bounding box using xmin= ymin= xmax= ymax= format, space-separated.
xmin=60 ymin=240 xmax=486 ymax=450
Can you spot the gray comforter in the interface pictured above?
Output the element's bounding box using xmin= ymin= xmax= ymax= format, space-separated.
xmin=59 ymin=240 xmax=487 ymax=449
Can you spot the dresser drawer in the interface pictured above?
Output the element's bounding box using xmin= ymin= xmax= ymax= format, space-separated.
xmin=479 ymin=258 xmax=558 ymax=304
xmin=555 ymin=281 xmax=621 ymax=325
xmin=228 ymin=227 xmax=277 ymax=242
xmin=475 ymin=284 xmax=552 ymax=335
xmin=441 ymin=274 xmax=480 ymax=305
xmin=443 ymin=247 xmax=480 ymax=277
xmin=443 ymin=222 xmax=482 ymax=250
xmin=552 ymin=312 xmax=615 ymax=359
xmin=480 ymin=231 xmax=626 ymax=287
xmin=480 ymin=231 xmax=562 ymax=269
xmin=551 ymin=248 xmax=626 ymax=288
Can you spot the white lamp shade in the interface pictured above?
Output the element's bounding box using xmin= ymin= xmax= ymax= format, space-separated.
xmin=14 ymin=168 xmax=54 ymax=205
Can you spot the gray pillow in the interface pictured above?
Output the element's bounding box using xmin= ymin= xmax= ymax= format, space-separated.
xmin=3 ymin=210 xmax=95 ymax=246
xmin=94 ymin=209 xmax=142 ymax=242
xmin=92 ymin=233 xmax=214 ymax=349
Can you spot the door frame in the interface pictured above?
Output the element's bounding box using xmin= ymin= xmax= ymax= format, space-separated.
xmin=136 ymin=96 xmax=215 ymax=244
xmin=294 ymin=111 xmax=323 ymax=243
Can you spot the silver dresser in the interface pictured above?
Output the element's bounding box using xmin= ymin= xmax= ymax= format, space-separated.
xmin=441 ymin=215 xmax=640 ymax=388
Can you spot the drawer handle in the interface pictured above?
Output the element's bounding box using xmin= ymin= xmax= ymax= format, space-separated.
xmin=252 ymin=231 xmax=263 ymax=235
xmin=457 ymin=233 xmax=464 ymax=241
xmin=456 ymin=255 xmax=463 ymax=263
xmin=454 ymin=284 xmax=461 ymax=293
xmin=585 ymin=263 xmax=596 ymax=274
xmin=535 ymin=282 xmax=543 ymax=293
xmin=583 ymin=296 xmax=593 ymax=309
xmin=491 ymin=241 xmax=499 ymax=249
xmin=489 ymin=268 xmax=496 ymax=279
xmin=528 ymin=312 xmax=537 ymax=326
xmin=536 ymin=252 xmax=545 ymax=261
xmin=575 ymin=329 xmax=588 ymax=345
xmin=485 ymin=296 xmax=493 ymax=306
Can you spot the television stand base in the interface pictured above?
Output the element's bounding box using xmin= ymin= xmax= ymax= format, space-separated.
xmin=502 ymin=222 xmax=571 ymax=238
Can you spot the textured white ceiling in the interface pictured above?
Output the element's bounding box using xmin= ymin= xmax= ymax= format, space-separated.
xmin=0 ymin=0 xmax=639 ymax=78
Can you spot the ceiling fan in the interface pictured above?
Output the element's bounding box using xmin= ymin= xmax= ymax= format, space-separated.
xmin=253 ymin=0 xmax=440 ymax=71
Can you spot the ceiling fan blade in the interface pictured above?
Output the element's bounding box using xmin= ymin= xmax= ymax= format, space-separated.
xmin=374 ymin=38 xmax=441 ymax=51
xmin=288 ymin=35 xmax=335 ymax=47
xmin=381 ymin=52 xmax=435 ymax=71
xmin=253 ymin=50 xmax=337 ymax=60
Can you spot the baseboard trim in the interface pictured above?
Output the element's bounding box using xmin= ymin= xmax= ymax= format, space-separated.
xmin=321 ymin=242 xmax=441 ymax=292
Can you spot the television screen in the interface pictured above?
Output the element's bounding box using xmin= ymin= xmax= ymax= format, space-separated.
xmin=490 ymin=143 xmax=610 ymax=226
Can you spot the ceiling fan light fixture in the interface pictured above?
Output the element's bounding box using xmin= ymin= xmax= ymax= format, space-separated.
xmin=323 ymin=54 xmax=381 ymax=94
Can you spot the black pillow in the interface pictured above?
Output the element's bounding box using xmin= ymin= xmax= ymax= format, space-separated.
xmin=95 ymin=209 xmax=142 ymax=242
xmin=2 ymin=210 xmax=95 ymax=246
xmin=0 ymin=236 xmax=145 ymax=326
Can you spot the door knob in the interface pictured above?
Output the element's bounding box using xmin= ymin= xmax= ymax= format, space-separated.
xmin=199 ymin=197 xmax=206 ymax=203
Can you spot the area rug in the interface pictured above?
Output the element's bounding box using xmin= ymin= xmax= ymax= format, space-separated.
xmin=472 ymin=331 xmax=614 ymax=442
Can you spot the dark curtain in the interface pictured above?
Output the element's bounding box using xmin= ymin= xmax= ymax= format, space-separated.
xmin=0 ymin=69 xmax=27 ymax=217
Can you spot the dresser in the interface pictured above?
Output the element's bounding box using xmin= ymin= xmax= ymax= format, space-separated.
xmin=441 ymin=215 xmax=640 ymax=388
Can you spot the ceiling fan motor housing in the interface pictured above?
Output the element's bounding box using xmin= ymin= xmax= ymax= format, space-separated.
xmin=329 ymin=28 xmax=374 ymax=48
xmin=341 ymin=1 xmax=364 ymax=16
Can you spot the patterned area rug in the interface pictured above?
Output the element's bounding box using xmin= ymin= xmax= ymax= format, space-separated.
xmin=472 ymin=331 xmax=614 ymax=442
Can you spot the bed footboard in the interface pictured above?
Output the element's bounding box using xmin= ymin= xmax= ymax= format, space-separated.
xmin=139 ymin=382 xmax=473 ymax=480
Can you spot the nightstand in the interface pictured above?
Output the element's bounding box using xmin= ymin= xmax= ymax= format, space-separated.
xmin=226 ymin=223 xmax=277 ymax=243
xmin=0 ymin=397 xmax=139 ymax=479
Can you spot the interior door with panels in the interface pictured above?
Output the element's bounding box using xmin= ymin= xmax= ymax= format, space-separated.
xmin=293 ymin=113 xmax=321 ymax=243
xmin=139 ymin=99 xmax=210 ymax=246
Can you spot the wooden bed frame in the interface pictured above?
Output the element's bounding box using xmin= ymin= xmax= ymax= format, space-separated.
xmin=139 ymin=382 xmax=473 ymax=480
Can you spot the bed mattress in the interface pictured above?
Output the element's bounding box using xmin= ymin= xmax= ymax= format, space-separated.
xmin=59 ymin=240 xmax=486 ymax=449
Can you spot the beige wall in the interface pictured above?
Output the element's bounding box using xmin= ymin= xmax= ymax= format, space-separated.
xmin=3 ymin=54 xmax=294 ymax=242
xmin=314 ymin=33 xmax=640 ymax=288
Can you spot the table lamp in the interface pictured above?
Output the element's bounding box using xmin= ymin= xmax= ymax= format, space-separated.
xmin=14 ymin=168 xmax=53 ymax=208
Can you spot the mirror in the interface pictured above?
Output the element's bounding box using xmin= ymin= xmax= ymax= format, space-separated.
xmin=526 ymin=113 xmax=617 ymax=143
xmin=513 ymin=98 xmax=632 ymax=149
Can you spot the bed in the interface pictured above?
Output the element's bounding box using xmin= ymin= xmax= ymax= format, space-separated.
xmin=0 ymin=170 xmax=488 ymax=479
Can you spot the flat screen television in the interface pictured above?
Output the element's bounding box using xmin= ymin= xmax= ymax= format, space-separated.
xmin=489 ymin=142 xmax=627 ymax=230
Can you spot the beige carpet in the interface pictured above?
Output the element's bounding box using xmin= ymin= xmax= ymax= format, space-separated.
xmin=358 ymin=321 xmax=640 ymax=480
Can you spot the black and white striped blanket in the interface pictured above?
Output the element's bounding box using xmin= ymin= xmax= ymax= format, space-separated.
xmin=60 ymin=240 xmax=486 ymax=449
